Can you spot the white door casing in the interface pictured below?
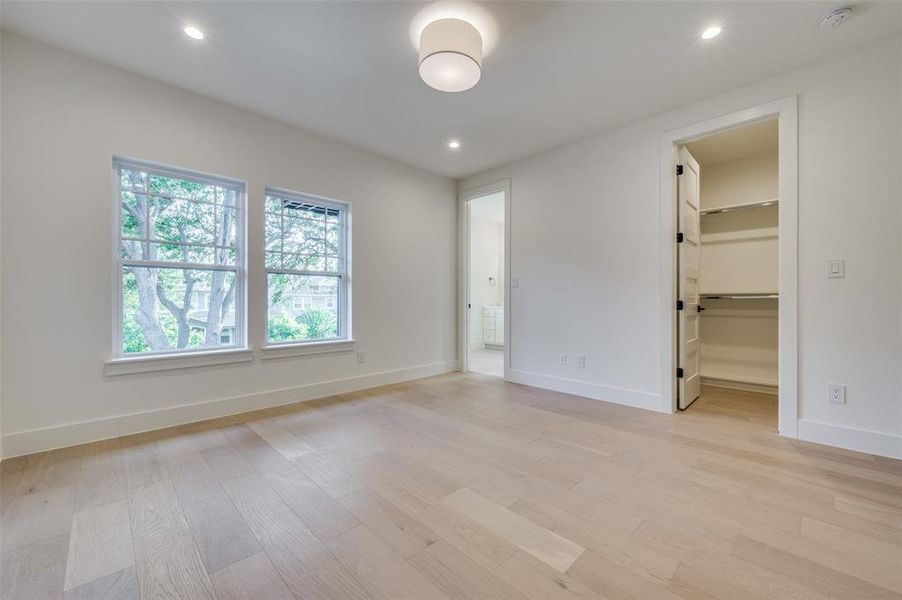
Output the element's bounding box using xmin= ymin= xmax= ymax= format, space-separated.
xmin=458 ymin=180 xmax=512 ymax=379
xmin=659 ymin=96 xmax=797 ymax=436
xmin=677 ymin=146 xmax=701 ymax=409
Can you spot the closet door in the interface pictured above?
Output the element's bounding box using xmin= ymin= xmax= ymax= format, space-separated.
xmin=677 ymin=146 xmax=701 ymax=409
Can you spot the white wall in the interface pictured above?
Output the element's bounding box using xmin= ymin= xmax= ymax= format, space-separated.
xmin=0 ymin=33 xmax=458 ymax=457
xmin=461 ymin=36 xmax=902 ymax=457
xmin=698 ymin=151 xmax=779 ymax=296
xmin=700 ymin=154 xmax=778 ymax=209
xmin=468 ymin=194 xmax=504 ymax=349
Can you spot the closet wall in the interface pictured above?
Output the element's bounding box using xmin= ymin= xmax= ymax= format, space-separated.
xmin=698 ymin=149 xmax=779 ymax=390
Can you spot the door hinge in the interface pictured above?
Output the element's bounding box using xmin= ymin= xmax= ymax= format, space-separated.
xmin=676 ymin=300 xmax=684 ymax=311
xmin=676 ymin=232 xmax=684 ymax=243
xmin=676 ymin=367 xmax=684 ymax=378
xmin=676 ymin=164 xmax=684 ymax=176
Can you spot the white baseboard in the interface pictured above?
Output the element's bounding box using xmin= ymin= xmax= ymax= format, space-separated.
xmin=797 ymin=419 xmax=901 ymax=460
xmin=701 ymin=377 xmax=778 ymax=395
xmin=1 ymin=360 xmax=459 ymax=460
xmin=506 ymin=369 xmax=662 ymax=412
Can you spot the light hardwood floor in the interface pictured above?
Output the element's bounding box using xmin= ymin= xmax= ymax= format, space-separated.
xmin=2 ymin=374 xmax=900 ymax=599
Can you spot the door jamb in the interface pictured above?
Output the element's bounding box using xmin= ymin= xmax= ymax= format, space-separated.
xmin=458 ymin=179 xmax=511 ymax=379
xmin=659 ymin=96 xmax=798 ymax=438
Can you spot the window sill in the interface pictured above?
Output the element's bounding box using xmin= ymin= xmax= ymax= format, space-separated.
xmin=104 ymin=348 xmax=254 ymax=376
xmin=260 ymin=339 xmax=355 ymax=360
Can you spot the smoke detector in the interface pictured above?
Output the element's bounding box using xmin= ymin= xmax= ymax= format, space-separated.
xmin=820 ymin=7 xmax=852 ymax=30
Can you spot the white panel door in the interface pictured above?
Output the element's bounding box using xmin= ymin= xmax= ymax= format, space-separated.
xmin=677 ymin=146 xmax=701 ymax=409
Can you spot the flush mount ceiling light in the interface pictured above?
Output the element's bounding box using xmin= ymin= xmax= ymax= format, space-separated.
xmin=183 ymin=25 xmax=204 ymax=40
xmin=701 ymin=25 xmax=721 ymax=40
xmin=418 ymin=18 xmax=483 ymax=92
xmin=448 ymin=140 xmax=461 ymax=149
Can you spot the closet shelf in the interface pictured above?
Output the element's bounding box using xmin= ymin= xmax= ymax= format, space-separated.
xmin=701 ymin=227 xmax=778 ymax=244
xmin=700 ymin=199 xmax=778 ymax=215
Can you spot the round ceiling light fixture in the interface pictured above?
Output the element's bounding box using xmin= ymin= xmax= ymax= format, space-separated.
xmin=418 ymin=18 xmax=482 ymax=93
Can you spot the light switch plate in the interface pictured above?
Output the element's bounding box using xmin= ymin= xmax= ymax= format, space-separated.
xmin=827 ymin=259 xmax=845 ymax=279
xmin=511 ymin=276 xmax=520 ymax=288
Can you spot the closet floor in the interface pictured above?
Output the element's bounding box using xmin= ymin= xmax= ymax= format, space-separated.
xmin=689 ymin=384 xmax=778 ymax=428
xmin=2 ymin=374 xmax=899 ymax=599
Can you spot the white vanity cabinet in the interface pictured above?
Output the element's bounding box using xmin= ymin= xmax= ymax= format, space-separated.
xmin=482 ymin=305 xmax=504 ymax=348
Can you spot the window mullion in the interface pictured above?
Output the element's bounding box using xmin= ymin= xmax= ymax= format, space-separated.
xmin=280 ymin=205 xmax=285 ymax=270
xmin=121 ymin=259 xmax=239 ymax=272
xmin=143 ymin=172 xmax=151 ymax=260
xmin=214 ymin=186 xmax=219 ymax=257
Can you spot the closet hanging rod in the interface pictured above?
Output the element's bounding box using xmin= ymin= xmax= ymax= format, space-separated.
xmin=700 ymin=199 xmax=778 ymax=215
xmin=701 ymin=294 xmax=779 ymax=300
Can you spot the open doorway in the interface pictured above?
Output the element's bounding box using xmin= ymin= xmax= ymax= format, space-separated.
xmin=675 ymin=118 xmax=780 ymax=426
xmin=463 ymin=190 xmax=506 ymax=377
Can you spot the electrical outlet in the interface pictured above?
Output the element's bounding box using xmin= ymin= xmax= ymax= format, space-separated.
xmin=356 ymin=351 xmax=366 ymax=364
xmin=559 ymin=353 xmax=567 ymax=366
xmin=577 ymin=354 xmax=586 ymax=368
xmin=828 ymin=383 xmax=846 ymax=404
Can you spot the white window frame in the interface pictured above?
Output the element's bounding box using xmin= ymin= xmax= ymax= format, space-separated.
xmin=109 ymin=157 xmax=248 ymax=363
xmin=263 ymin=187 xmax=352 ymax=349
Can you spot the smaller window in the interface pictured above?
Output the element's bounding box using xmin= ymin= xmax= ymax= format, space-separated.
xmin=265 ymin=189 xmax=349 ymax=345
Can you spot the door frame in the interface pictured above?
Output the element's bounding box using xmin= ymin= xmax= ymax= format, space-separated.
xmin=659 ymin=96 xmax=799 ymax=437
xmin=458 ymin=179 xmax=511 ymax=378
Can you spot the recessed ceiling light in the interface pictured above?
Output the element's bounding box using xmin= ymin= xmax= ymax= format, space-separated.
xmin=448 ymin=140 xmax=461 ymax=149
xmin=183 ymin=26 xmax=205 ymax=40
xmin=701 ymin=26 xmax=721 ymax=40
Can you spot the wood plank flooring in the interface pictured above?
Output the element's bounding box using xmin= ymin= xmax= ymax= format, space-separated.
xmin=2 ymin=375 xmax=900 ymax=599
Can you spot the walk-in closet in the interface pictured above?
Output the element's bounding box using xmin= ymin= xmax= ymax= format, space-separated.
xmin=678 ymin=118 xmax=779 ymax=414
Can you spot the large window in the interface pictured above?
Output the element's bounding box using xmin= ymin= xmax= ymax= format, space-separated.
xmin=114 ymin=159 xmax=245 ymax=356
xmin=265 ymin=188 xmax=349 ymax=344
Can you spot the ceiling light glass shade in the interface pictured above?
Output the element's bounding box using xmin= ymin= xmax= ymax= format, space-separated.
xmin=418 ymin=18 xmax=482 ymax=93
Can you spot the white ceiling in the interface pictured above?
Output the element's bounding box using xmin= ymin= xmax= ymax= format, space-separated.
xmin=686 ymin=118 xmax=778 ymax=166
xmin=3 ymin=2 xmax=901 ymax=179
